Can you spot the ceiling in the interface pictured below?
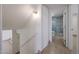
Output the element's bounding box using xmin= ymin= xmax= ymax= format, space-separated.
xmin=2 ymin=4 xmax=38 ymax=30
xmin=45 ymin=4 xmax=67 ymax=16
xmin=2 ymin=4 xmax=67 ymax=30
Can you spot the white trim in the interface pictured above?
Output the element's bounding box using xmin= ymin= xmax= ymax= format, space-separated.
xmin=77 ymin=5 xmax=79 ymax=53
xmin=0 ymin=4 xmax=2 ymax=54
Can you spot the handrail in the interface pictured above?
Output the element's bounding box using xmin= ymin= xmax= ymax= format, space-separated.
xmin=21 ymin=33 xmax=37 ymax=48
xmin=2 ymin=39 xmax=12 ymax=44
xmin=8 ymin=39 xmax=12 ymax=45
xmin=2 ymin=39 xmax=12 ymax=46
xmin=2 ymin=33 xmax=37 ymax=48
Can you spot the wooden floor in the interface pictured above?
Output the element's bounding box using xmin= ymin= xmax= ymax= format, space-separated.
xmin=42 ymin=38 xmax=71 ymax=54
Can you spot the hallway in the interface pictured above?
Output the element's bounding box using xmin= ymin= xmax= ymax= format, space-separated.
xmin=42 ymin=38 xmax=71 ymax=54
xmin=0 ymin=4 xmax=79 ymax=54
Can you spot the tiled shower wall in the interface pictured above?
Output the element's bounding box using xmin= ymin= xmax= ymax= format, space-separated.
xmin=52 ymin=16 xmax=63 ymax=36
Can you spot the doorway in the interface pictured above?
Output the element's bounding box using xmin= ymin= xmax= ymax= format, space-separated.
xmin=52 ymin=15 xmax=63 ymax=40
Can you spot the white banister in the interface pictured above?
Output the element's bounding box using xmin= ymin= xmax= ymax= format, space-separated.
xmin=21 ymin=33 xmax=37 ymax=48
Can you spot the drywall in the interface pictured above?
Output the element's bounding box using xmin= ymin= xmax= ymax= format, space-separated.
xmin=18 ymin=5 xmax=49 ymax=53
xmin=68 ymin=5 xmax=79 ymax=53
xmin=2 ymin=4 xmax=42 ymax=54
xmin=2 ymin=30 xmax=12 ymax=40
xmin=0 ymin=4 xmax=2 ymax=53
xmin=20 ymin=34 xmax=36 ymax=54
xmin=2 ymin=30 xmax=12 ymax=54
xmin=47 ymin=4 xmax=66 ymax=42
xmin=41 ymin=5 xmax=49 ymax=50
xmin=78 ymin=5 xmax=79 ymax=53
xmin=2 ymin=30 xmax=20 ymax=54
xmin=2 ymin=4 xmax=34 ymax=29
xmin=2 ymin=4 xmax=51 ymax=54
xmin=63 ymin=5 xmax=69 ymax=47
xmin=48 ymin=8 xmax=62 ymax=42
xmin=17 ymin=5 xmax=42 ymax=53
xmin=18 ymin=22 xmax=37 ymax=53
xmin=48 ymin=8 xmax=53 ymax=42
xmin=61 ymin=4 xmax=79 ymax=54
xmin=45 ymin=4 xmax=66 ymax=16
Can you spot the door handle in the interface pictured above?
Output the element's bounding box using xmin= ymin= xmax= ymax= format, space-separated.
xmin=72 ymin=34 xmax=77 ymax=37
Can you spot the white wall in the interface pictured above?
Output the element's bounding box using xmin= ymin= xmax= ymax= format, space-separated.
xmin=48 ymin=5 xmax=67 ymax=42
xmin=2 ymin=4 xmax=34 ymax=29
xmin=48 ymin=7 xmax=65 ymax=42
xmin=35 ymin=5 xmax=49 ymax=52
xmin=17 ymin=5 xmax=49 ymax=53
xmin=2 ymin=30 xmax=12 ymax=40
xmin=68 ymin=5 xmax=79 ymax=53
xmin=17 ymin=5 xmax=42 ymax=53
xmin=2 ymin=30 xmax=12 ymax=54
xmin=2 ymin=4 xmax=50 ymax=54
xmin=64 ymin=4 xmax=79 ymax=54
xmin=41 ymin=5 xmax=49 ymax=50
xmin=63 ymin=5 xmax=69 ymax=47
xmin=0 ymin=4 xmax=2 ymax=53
xmin=18 ymin=20 xmax=37 ymax=53
xmin=48 ymin=8 xmax=53 ymax=42
xmin=2 ymin=4 xmax=42 ymax=54
xmin=78 ymin=5 xmax=79 ymax=53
